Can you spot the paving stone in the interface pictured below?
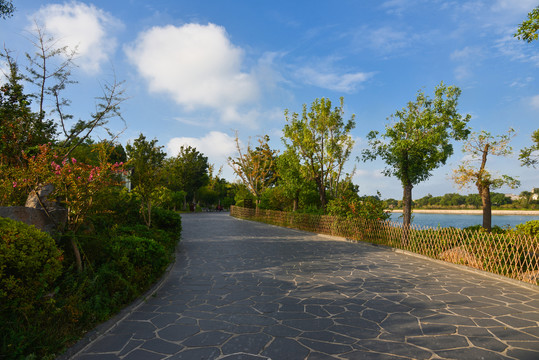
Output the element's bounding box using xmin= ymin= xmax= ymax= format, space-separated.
xmin=282 ymin=318 xmax=334 ymax=331
xmin=300 ymin=331 xmax=356 ymax=344
xmin=122 ymin=349 xmax=166 ymax=360
xmin=157 ymin=324 xmax=199 ymax=342
xmin=467 ymin=336 xmax=508 ymax=352
xmin=356 ymin=339 xmax=433 ymax=359
xmin=221 ymin=333 xmax=272 ymax=355
xmin=85 ymin=333 xmax=132 ymax=353
xmin=506 ymin=348 xmax=539 ymax=359
xmin=140 ymin=338 xmax=184 ymax=354
xmin=167 ymin=347 xmax=221 ymax=359
xmin=182 ymin=330 xmax=232 ymax=347
xmin=407 ymin=334 xmax=469 ymax=350
xmin=435 ymin=347 xmax=512 ymax=359
xmin=261 ymin=338 xmax=310 ymax=360
xmin=298 ymin=338 xmax=353 ymax=354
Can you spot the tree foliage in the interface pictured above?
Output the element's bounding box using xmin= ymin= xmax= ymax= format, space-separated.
xmin=228 ymin=134 xmax=277 ymax=207
xmin=520 ymin=128 xmax=539 ymax=168
xmin=125 ymin=134 xmax=166 ymax=227
xmin=363 ymin=82 xmax=470 ymax=228
xmin=514 ymin=6 xmax=539 ymax=43
xmin=283 ymin=97 xmax=355 ymax=210
xmin=0 ymin=0 xmax=14 ymax=19
xmin=163 ymin=146 xmax=209 ymax=206
xmin=452 ymin=129 xmax=520 ymax=231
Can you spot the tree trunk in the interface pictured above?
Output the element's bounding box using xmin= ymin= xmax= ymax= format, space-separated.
xmin=71 ymin=237 xmax=82 ymax=272
xmin=402 ymin=184 xmax=413 ymax=245
xmin=480 ymin=185 xmax=492 ymax=232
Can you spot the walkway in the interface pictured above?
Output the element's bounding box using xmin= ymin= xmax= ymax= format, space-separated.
xmin=69 ymin=212 xmax=539 ymax=359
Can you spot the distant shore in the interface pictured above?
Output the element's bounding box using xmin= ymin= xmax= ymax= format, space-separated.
xmin=389 ymin=209 xmax=539 ymax=216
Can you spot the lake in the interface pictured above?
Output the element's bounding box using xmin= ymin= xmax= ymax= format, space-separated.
xmin=388 ymin=212 xmax=539 ymax=229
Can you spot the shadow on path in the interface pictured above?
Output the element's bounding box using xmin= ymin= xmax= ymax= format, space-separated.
xmin=69 ymin=212 xmax=539 ymax=360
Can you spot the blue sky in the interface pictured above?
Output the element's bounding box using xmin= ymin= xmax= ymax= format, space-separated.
xmin=1 ymin=0 xmax=538 ymax=199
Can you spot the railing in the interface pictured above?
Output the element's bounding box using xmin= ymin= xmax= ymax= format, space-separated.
xmin=230 ymin=206 xmax=539 ymax=285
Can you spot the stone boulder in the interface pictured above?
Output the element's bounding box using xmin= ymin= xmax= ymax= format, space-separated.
xmin=25 ymin=184 xmax=67 ymax=231
xmin=0 ymin=206 xmax=58 ymax=234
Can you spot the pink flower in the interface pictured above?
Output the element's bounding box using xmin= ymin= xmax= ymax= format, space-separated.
xmin=12 ymin=181 xmax=17 ymax=188
xmin=71 ymin=158 xmax=77 ymax=164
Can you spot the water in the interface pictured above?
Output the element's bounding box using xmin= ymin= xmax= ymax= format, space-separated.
xmin=389 ymin=212 xmax=539 ymax=229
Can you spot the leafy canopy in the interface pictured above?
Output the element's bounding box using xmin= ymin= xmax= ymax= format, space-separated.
xmin=363 ymin=82 xmax=471 ymax=188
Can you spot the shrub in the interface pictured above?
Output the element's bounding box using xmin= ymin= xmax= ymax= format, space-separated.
xmin=0 ymin=218 xmax=63 ymax=358
xmin=151 ymin=207 xmax=182 ymax=235
xmin=515 ymin=220 xmax=539 ymax=237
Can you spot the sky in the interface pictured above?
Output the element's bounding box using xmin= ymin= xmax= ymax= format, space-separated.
xmin=1 ymin=0 xmax=538 ymax=200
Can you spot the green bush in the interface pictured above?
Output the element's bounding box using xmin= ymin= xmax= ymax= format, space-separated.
xmin=151 ymin=207 xmax=182 ymax=235
xmin=0 ymin=218 xmax=63 ymax=358
xmin=515 ymin=220 xmax=539 ymax=237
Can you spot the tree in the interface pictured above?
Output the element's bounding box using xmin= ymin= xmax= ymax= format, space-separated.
xmin=22 ymin=25 xmax=125 ymax=158
xmin=452 ymin=129 xmax=520 ymax=231
xmin=228 ymin=134 xmax=277 ymax=208
xmin=125 ymin=134 xmax=166 ymax=227
xmin=0 ymin=52 xmax=56 ymax=166
xmin=520 ymin=129 xmax=539 ymax=168
xmin=514 ymin=6 xmax=539 ymax=43
xmin=363 ymin=82 xmax=471 ymax=230
xmin=0 ymin=0 xmax=14 ymax=19
xmin=163 ymin=146 xmax=209 ymax=208
xmin=283 ymin=97 xmax=355 ymax=210
xmin=275 ymin=149 xmax=305 ymax=211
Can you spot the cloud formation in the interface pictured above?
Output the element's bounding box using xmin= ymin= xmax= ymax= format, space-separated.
xmin=167 ymin=131 xmax=237 ymax=165
xmin=30 ymin=1 xmax=120 ymax=73
xmin=125 ymin=23 xmax=259 ymax=112
xmin=296 ymin=67 xmax=374 ymax=93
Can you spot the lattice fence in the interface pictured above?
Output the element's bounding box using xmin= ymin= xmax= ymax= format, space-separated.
xmin=230 ymin=206 xmax=539 ymax=285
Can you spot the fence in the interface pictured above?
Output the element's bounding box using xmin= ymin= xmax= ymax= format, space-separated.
xmin=230 ymin=206 xmax=539 ymax=285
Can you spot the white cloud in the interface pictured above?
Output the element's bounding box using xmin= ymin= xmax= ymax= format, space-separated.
xmin=295 ymin=67 xmax=374 ymax=93
xmin=450 ymin=46 xmax=484 ymax=80
xmin=529 ymin=94 xmax=539 ymax=109
xmin=29 ymin=1 xmax=120 ymax=73
xmin=166 ymin=131 xmax=237 ymax=166
xmin=125 ymin=23 xmax=259 ymax=113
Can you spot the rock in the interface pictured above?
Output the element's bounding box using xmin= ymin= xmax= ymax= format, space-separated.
xmin=438 ymin=245 xmax=483 ymax=270
xmin=0 ymin=206 xmax=58 ymax=233
xmin=25 ymin=184 xmax=67 ymax=231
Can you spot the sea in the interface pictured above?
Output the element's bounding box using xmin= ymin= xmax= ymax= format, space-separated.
xmin=388 ymin=212 xmax=539 ymax=229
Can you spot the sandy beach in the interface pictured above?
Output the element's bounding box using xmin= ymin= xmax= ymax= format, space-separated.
xmin=389 ymin=209 xmax=539 ymax=215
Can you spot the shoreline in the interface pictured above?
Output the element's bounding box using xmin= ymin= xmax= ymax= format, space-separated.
xmin=389 ymin=209 xmax=539 ymax=216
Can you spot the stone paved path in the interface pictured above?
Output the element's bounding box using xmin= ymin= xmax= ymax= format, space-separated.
xmin=69 ymin=212 xmax=539 ymax=359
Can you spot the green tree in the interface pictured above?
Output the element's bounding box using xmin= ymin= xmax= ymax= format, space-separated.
xmin=125 ymin=134 xmax=166 ymax=227
xmin=163 ymin=146 xmax=209 ymax=208
xmin=0 ymin=54 xmax=56 ymax=166
xmin=363 ymin=82 xmax=471 ymax=230
xmin=452 ymin=129 xmax=520 ymax=231
xmin=514 ymin=6 xmax=539 ymax=43
xmin=275 ymin=149 xmax=306 ymax=211
xmin=0 ymin=0 xmax=14 ymax=19
xmin=283 ymin=97 xmax=355 ymax=210
xmin=228 ymin=134 xmax=277 ymax=208
xmin=520 ymin=129 xmax=539 ymax=168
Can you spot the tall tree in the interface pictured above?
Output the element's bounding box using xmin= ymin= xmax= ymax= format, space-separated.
xmin=520 ymin=129 xmax=539 ymax=168
xmin=163 ymin=146 xmax=209 ymax=207
xmin=363 ymin=82 xmax=470 ymax=229
xmin=125 ymin=134 xmax=166 ymax=227
xmin=275 ymin=149 xmax=305 ymax=211
xmin=283 ymin=97 xmax=355 ymax=210
xmin=0 ymin=52 xmax=56 ymax=166
xmin=452 ymin=129 xmax=520 ymax=231
xmin=228 ymin=134 xmax=277 ymax=208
